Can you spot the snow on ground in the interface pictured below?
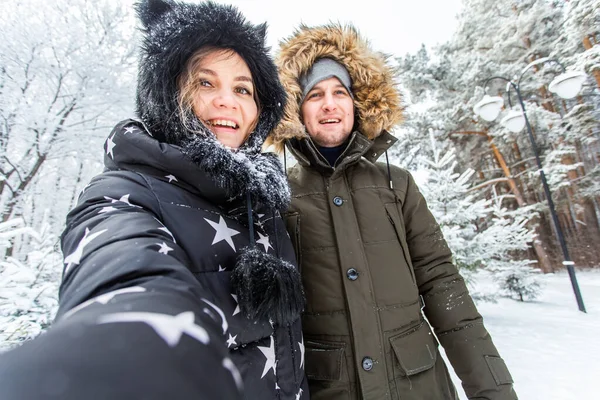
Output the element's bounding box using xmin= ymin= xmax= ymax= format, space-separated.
xmin=445 ymin=269 xmax=600 ymax=400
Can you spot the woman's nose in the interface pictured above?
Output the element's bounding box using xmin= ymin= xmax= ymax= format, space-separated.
xmin=212 ymin=89 xmax=237 ymax=109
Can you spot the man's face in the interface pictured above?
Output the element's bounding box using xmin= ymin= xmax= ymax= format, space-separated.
xmin=301 ymin=77 xmax=354 ymax=147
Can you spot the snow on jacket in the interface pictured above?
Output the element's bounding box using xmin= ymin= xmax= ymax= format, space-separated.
xmin=272 ymin=24 xmax=517 ymax=400
xmin=1 ymin=1 xmax=307 ymax=399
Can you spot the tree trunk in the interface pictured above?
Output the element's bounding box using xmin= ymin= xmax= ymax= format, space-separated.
xmin=488 ymin=138 xmax=554 ymax=273
xmin=583 ymin=36 xmax=600 ymax=89
xmin=451 ymin=130 xmax=556 ymax=272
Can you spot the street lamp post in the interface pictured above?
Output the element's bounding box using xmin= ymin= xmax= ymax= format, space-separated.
xmin=473 ymin=59 xmax=587 ymax=313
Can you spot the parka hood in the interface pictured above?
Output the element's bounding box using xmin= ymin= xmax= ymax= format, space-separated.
xmin=135 ymin=0 xmax=286 ymax=153
xmin=133 ymin=0 xmax=290 ymax=211
xmin=270 ymin=24 xmax=404 ymax=149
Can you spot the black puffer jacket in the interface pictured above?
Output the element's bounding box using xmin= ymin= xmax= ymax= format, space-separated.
xmin=1 ymin=119 xmax=308 ymax=400
xmin=0 ymin=1 xmax=307 ymax=399
xmin=58 ymin=119 xmax=307 ymax=399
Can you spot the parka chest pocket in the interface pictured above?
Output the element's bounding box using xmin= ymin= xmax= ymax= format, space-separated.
xmin=390 ymin=321 xmax=437 ymax=377
xmin=384 ymin=202 xmax=417 ymax=284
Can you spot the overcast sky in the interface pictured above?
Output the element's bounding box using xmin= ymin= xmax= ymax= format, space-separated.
xmin=212 ymin=0 xmax=464 ymax=59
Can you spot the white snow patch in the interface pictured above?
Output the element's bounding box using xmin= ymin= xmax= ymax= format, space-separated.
xmin=444 ymin=269 xmax=600 ymax=399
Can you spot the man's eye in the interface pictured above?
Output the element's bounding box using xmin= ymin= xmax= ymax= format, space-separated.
xmin=307 ymin=92 xmax=321 ymax=99
xmin=335 ymin=89 xmax=348 ymax=95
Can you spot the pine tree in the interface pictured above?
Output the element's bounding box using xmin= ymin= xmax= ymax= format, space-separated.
xmin=395 ymin=0 xmax=600 ymax=270
xmin=0 ymin=0 xmax=138 ymax=258
xmin=0 ymin=214 xmax=62 ymax=350
xmin=414 ymin=133 xmax=541 ymax=299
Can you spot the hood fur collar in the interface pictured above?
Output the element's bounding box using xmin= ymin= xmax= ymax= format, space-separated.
xmin=269 ymin=24 xmax=404 ymax=149
xmin=135 ymin=0 xmax=286 ymax=153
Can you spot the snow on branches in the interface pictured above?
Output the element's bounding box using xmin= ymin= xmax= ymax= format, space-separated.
xmin=0 ymin=216 xmax=62 ymax=351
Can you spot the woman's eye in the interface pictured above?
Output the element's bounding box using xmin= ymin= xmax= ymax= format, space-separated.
xmin=236 ymin=86 xmax=252 ymax=95
xmin=198 ymin=79 xmax=212 ymax=87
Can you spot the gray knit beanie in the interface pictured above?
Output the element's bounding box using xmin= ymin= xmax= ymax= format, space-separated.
xmin=300 ymin=58 xmax=354 ymax=103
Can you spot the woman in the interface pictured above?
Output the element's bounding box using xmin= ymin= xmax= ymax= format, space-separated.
xmin=0 ymin=1 xmax=307 ymax=399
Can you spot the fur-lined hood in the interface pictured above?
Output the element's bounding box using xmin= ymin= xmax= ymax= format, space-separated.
xmin=270 ymin=24 xmax=404 ymax=148
xmin=135 ymin=0 xmax=285 ymax=153
xmin=133 ymin=0 xmax=290 ymax=210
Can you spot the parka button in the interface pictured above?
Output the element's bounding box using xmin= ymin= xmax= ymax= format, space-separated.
xmin=362 ymin=357 xmax=374 ymax=371
xmin=333 ymin=196 xmax=343 ymax=206
xmin=347 ymin=268 xmax=359 ymax=281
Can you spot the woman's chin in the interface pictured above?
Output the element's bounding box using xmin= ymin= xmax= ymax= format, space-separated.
xmin=216 ymin=138 xmax=241 ymax=150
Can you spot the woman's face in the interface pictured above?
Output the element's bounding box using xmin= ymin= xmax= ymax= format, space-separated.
xmin=190 ymin=50 xmax=258 ymax=149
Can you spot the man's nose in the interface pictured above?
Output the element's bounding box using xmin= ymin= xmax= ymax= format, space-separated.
xmin=321 ymin=92 xmax=337 ymax=111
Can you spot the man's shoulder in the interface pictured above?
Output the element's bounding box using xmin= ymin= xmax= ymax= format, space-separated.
xmin=373 ymin=161 xmax=410 ymax=176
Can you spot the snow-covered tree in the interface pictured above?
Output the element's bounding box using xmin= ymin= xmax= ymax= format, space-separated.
xmin=407 ymin=132 xmax=541 ymax=300
xmin=416 ymin=137 xmax=490 ymax=274
xmin=485 ymin=192 xmax=543 ymax=300
xmin=0 ymin=214 xmax=62 ymax=350
xmin=0 ymin=0 xmax=138 ymax=257
xmin=396 ymin=0 xmax=600 ymax=271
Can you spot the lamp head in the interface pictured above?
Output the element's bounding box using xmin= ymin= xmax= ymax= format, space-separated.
xmin=500 ymin=110 xmax=526 ymax=133
xmin=549 ymin=71 xmax=587 ymax=99
xmin=474 ymin=95 xmax=504 ymax=122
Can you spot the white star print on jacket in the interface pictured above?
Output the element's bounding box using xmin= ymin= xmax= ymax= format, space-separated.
xmin=204 ymin=215 xmax=240 ymax=251
xmin=61 ymin=286 xmax=147 ymax=320
xmin=105 ymin=134 xmax=117 ymax=158
xmin=258 ymin=336 xmax=277 ymax=379
xmin=298 ymin=337 xmax=305 ymax=370
xmin=63 ymin=227 xmax=108 ymax=274
xmin=104 ymin=194 xmax=142 ymax=208
xmin=156 ymin=242 xmax=173 ymax=255
xmin=227 ymin=334 xmax=238 ymax=348
xmin=256 ymin=232 xmax=273 ymax=253
xmin=97 ymin=311 xmax=209 ymax=347
xmin=201 ymin=298 xmax=228 ymax=335
xmin=231 ymin=294 xmax=241 ymax=316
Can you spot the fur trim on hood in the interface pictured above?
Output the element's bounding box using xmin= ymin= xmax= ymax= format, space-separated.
xmin=135 ymin=0 xmax=285 ymax=153
xmin=269 ymin=24 xmax=404 ymax=149
xmin=133 ymin=1 xmax=301 ymax=324
xmin=134 ymin=0 xmax=289 ymax=210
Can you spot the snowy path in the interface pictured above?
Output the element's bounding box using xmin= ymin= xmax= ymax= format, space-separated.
xmin=447 ymin=270 xmax=600 ymax=400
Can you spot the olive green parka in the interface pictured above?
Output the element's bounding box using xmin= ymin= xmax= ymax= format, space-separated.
xmin=270 ymin=24 xmax=518 ymax=400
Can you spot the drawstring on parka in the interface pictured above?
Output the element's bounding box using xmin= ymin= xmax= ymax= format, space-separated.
xmin=384 ymin=150 xmax=393 ymax=190
xmin=234 ymin=188 xmax=304 ymax=327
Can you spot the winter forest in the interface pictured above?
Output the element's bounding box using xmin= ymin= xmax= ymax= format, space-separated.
xmin=0 ymin=0 xmax=599 ymax=388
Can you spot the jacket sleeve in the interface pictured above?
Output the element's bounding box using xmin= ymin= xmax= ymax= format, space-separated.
xmin=397 ymin=167 xmax=517 ymax=400
xmin=0 ymin=171 xmax=242 ymax=400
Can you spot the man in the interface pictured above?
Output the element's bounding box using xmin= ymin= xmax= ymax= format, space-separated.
xmin=270 ymin=24 xmax=518 ymax=400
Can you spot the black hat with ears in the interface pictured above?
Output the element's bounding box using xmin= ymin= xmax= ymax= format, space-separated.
xmin=135 ymin=0 xmax=286 ymax=151
xmin=134 ymin=1 xmax=303 ymax=327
